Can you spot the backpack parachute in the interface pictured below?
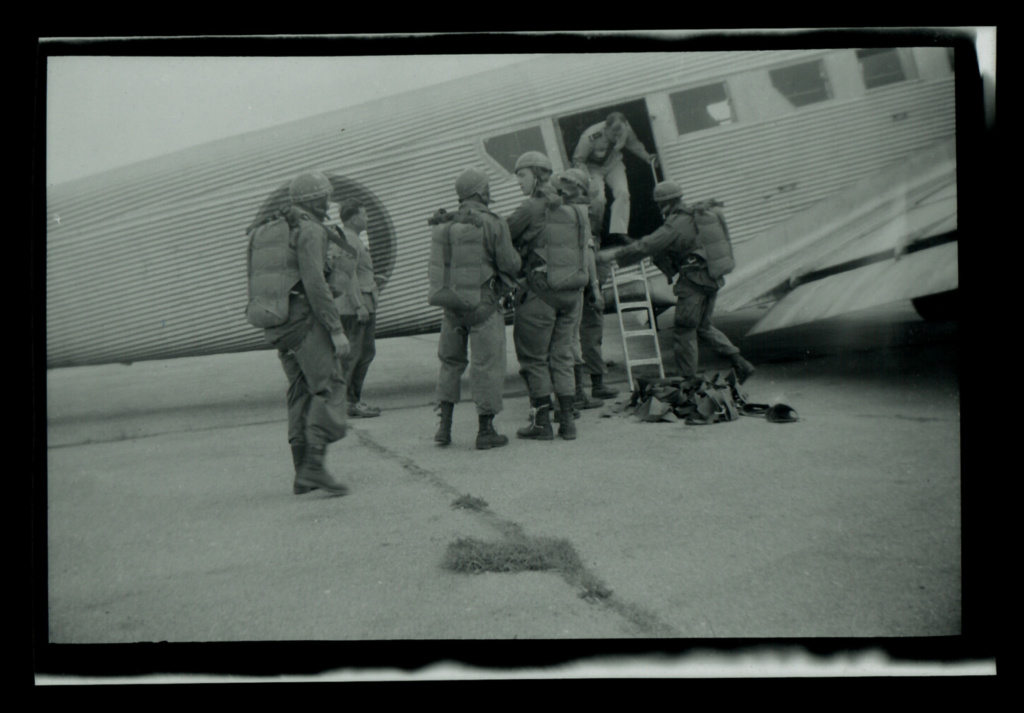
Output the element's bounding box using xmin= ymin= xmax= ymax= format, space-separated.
xmin=427 ymin=210 xmax=485 ymax=312
xmin=526 ymin=203 xmax=589 ymax=292
xmin=245 ymin=215 xmax=300 ymax=328
xmin=691 ymin=200 xmax=735 ymax=279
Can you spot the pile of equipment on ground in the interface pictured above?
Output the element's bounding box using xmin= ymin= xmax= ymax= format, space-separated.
xmin=605 ymin=371 xmax=798 ymax=424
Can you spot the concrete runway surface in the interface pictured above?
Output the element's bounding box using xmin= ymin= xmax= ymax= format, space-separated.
xmin=40 ymin=302 xmax=972 ymax=674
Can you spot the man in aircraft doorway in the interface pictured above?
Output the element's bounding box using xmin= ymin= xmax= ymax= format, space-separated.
xmin=572 ymin=111 xmax=658 ymax=246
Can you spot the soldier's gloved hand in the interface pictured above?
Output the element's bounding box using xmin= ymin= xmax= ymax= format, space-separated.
xmin=373 ymin=274 xmax=387 ymax=288
xmin=330 ymin=330 xmax=351 ymax=357
xmin=356 ymin=305 xmax=370 ymax=324
xmin=591 ymin=291 xmax=605 ymax=313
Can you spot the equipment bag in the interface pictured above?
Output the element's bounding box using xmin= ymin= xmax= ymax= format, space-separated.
xmin=245 ymin=215 xmax=300 ymax=328
xmin=428 ymin=213 xmax=485 ymax=312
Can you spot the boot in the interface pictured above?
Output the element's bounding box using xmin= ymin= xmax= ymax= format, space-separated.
xmin=293 ymin=444 xmax=349 ymax=496
xmin=730 ymin=354 xmax=756 ymax=384
xmin=434 ymin=401 xmax=454 ymax=446
xmin=516 ymin=397 xmax=554 ymax=440
xmin=556 ymin=395 xmax=577 ymax=440
xmin=475 ymin=414 xmax=509 ymax=450
xmin=574 ymin=364 xmax=604 ymax=410
xmin=591 ymin=373 xmax=619 ymax=400
xmin=291 ymin=443 xmax=316 ymax=495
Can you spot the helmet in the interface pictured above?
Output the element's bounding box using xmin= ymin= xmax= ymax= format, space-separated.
xmin=455 ymin=168 xmax=490 ymax=200
xmin=513 ymin=151 xmax=552 ymax=174
xmin=560 ymin=168 xmax=590 ymax=192
xmin=289 ymin=172 xmax=333 ymax=203
xmin=653 ymin=181 xmax=684 ymax=203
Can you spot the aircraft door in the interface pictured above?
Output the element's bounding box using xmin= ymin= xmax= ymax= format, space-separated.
xmin=556 ymin=99 xmax=663 ymax=243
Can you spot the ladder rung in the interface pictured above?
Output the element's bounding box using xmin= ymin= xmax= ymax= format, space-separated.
xmin=617 ymin=301 xmax=651 ymax=311
xmin=614 ymin=275 xmax=647 ymax=285
xmin=626 ymin=358 xmax=664 ymax=366
xmin=623 ymin=329 xmax=657 ymax=337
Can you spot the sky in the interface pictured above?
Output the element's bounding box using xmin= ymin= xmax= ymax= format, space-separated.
xmin=44 ymin=29 xmax=995 ymax=186
xmin=45 ymin=54 xmax=542 ymax=185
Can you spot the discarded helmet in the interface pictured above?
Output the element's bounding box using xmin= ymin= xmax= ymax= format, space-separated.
xmin=652 ymin=181 xmax=684 ymax=203
xmin=455 ymin=168 xmax=490 ymax=200
xmin=289 ymin=172 xmax=333 ymax=203
xmin=559 ymin=168 xmax=590 ymax=191
xmin=513 ymin=151 xmax=552 ymax=174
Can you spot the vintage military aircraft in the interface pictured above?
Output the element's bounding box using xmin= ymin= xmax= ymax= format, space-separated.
xmin=45 ymin=47 xmax=966 ymax=368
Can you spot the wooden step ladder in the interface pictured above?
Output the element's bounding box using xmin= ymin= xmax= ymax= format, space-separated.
xmin=610 ymin=258 xmax=666 ymax=394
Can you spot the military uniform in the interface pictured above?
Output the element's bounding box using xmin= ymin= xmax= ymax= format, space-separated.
xmin=506 ymin=187 xmax=585 ymax=404
xmin=260 ymin=205 xmax=349 ymax=455
xmin=615 ymin=203 xmax=742 ymax=378
xmin=436 ymin=198 xmax=521 ymax=416
xmin=572 ymin=120 xmax=655 ymax=237
xmin=327 ymin=225 xmax=379 ymax=412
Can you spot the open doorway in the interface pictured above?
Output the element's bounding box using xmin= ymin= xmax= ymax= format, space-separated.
xmin=556 ymin=98 xmax=663 ymax=244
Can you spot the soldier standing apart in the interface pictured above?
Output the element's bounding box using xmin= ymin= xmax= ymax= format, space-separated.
xmin=554 ymin=169 xmax=616 ymax=411
xmin=328 ymin=199 xmax=381 ymax=419
xmin=607 ymin=180 xmax=756 ymax=383
xmin=506 ymin=152 xmax=591 ymax=441
xmin=245 ymin=172 xmax=351 ymax=496
xmin=572 ymin=111 xmax=658 ymax=245
xmin=430 ymin=169 xmax=522 ymax=450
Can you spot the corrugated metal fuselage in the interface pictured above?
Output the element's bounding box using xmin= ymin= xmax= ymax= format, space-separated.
xmin=46 ymin=50 xmax=957 ymax=367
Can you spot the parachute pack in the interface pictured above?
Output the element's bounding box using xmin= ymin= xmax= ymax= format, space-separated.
xmin=427 ymin=209 xmax=486 ymax=313
xmin=523 ymin=202 xmax=589 ymax=296
xmin=245 ymin=213 xmax=300 ymax=329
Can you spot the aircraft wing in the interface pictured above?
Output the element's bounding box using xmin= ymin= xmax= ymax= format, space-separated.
xmin=716 ymin=138 xmax=958 ymax=335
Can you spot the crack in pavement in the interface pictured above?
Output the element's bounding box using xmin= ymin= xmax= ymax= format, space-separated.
xmin=353 ymin=429 xmax=681 ymax=637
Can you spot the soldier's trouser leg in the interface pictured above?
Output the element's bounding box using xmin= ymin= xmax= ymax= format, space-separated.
xmin=437 ymin=312 xmax=470 ymax=406
xmin=340 ymin=313 xmax=377 ymax=404
xmin=282 ymin=321 xmax=348 ymax=446
xmin=586 ymin=167 xmax=608 ymax=237
xmin=549 ymin=295 xmax=581 ymax=398
xmin=513 ymin=293 xmax=556 ymax=399
xmin=580 ymin=299 xmax=606 ymax=377
xmin=695 ymin=291 xmax=740 ymax=358
xmin=571 ymin=293 xmax=584 ymax=366
xmin=467 ymin=309 xmax=507 ymax=415
xmin=604 ymin=160 xmax=631 ymax=236
xmin=672 ymin=287 xmax=707 ymax=378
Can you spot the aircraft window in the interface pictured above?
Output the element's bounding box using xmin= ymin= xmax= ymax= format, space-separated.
xmin=669 ymin=82 xmax=734 ymax=136
xmin=857 ymin=48 xmax=908 ymax=89
xmin=483 ymin=126 xmax=547 ymax=174
xmin=769 ymin=60 xmax=832 ymax=107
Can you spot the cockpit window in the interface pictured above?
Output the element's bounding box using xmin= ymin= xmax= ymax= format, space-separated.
xmin=769 ymin=60 xmax=833 ymax=107
xmin=483 ymin=126 xmax=547 ymax=174
xmin=669 ymin=82 xmax=735 ymax=136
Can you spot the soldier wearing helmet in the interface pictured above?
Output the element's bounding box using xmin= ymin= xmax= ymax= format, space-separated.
xmin=572 ymin=111 xmax=658 ymax=246
xmin=431 ymin=168 xmax=521 ymax=450
xmin=506 ymin=151 xmax=591 ymax=441
xmin=608 ymin=180 xmax=756 ymax=383
xmin=555 ymin=170 xmax=619 ymax=411
xmin=251 ymin=171 xmax=352 ymax=496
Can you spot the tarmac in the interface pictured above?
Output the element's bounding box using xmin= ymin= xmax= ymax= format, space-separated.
xmin=40 ymin=303 xmax=978 ymax=678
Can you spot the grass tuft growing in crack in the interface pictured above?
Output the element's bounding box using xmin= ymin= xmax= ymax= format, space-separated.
xmin=450 ymin=495 xmax=489 ymax=512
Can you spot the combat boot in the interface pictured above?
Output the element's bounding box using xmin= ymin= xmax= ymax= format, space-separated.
xmin=291 ymin=442 xmax=317 ymax=495
xmin=517 ymin=397 xmax=554 ymax=440
xmin=591 ymin=373 xmax=619 ymax=400
xmin=293 ymin=444 xmax=349 ymax=496
xmin=556 ymin=395 xmax=577 ymax=440
xmin=573 ymin=364 xmax=604 ymax=410
xmin=434 ymin=401 xmax=454 ymax=446
xmin=475 ymin=414 xmax=509 ymax=450
xmin=730 ymin=354 xmax=756 ymax=384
